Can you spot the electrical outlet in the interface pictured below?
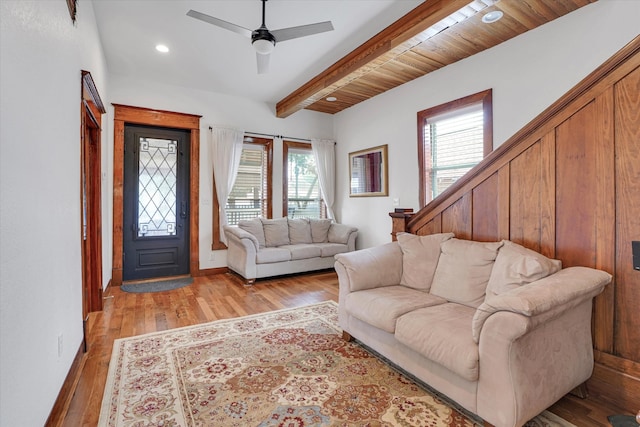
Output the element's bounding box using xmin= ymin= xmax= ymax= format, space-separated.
xmin=57 ymin=334 xmax=63 ymax=357
xmin=209 ymin=252 xmax=215 ymax=261
xmin=393 ymin=198 xmax=400 ymax=207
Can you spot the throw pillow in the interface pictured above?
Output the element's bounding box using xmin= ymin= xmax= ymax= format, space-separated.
xmin=429 ymin=238 xmax=503 ymax=308
xmin=397 ymin=232 xmax=455 ymax=291
xmin=309 ymin=219 xmax=332 ymax=243
xmin=484 ymin=240 xmax=562 ymax=302
xmin=238 ymin=218 xmax=266 ymax=248
xmin=260 ymin=217 xmax=290 ymax=247
xmin=288 ymin=218 xmax=312 ymax=245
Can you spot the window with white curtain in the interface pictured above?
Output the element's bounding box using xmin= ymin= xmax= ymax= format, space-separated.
xmin=418 ymin=89 xmax=493 ymax=205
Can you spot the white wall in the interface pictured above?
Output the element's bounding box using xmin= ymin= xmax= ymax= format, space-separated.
xmin=0 ymin=1 xmax=109 ymax=426
xmin=334 ymin=0 xmax=640 ymax=250
xmin=107 ymin=76 xmax=334 ymax=269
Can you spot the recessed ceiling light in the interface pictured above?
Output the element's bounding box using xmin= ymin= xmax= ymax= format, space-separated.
xmin=326 ymin=96 xmax=337 ymax=102
xmin=155 ymin=44 xmax=170 ymax=53
xmin=482 ymin=10 xmax=503 ymax=24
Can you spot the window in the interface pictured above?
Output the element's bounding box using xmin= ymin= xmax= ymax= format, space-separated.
xmin=283 ymin=141 xmax=326 ymax=219
xmin=212 ymin=136 xmax=272 ymax=249
xmin=418 ymin=89 xmax=492 ymax=206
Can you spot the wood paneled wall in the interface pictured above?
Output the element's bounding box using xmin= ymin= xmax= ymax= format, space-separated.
xmin=393 ymin=36 xmax=640 ymax=411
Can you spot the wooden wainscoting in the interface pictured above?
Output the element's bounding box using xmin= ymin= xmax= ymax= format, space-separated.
xmin=394 ymin=35 xmax=640 ymax=412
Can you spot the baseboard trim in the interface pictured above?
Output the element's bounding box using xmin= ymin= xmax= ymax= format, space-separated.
xmin=194 ymin=267 xmax=228 ymax=277
xmin=44 ymin=342 xmax=86 ymax=427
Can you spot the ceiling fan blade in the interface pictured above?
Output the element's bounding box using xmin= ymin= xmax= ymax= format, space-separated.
xmin=256 ymin=52 xmax=270 ymax=74
xmin=186 ymin=9 xmax=252 ymax=38
xmin=271 ymin=21 xmax=334 ymax=43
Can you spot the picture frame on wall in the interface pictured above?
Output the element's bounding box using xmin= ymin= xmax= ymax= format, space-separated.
xmin=349 ymin=144 xmax=388 ymax=197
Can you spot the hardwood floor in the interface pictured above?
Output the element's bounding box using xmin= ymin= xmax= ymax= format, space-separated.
xmin=56 ymin=271 xmax=625 ymax=426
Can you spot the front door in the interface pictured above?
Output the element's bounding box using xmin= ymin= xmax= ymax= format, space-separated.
xmin=123 ymin=124 xmax=190 ymax=281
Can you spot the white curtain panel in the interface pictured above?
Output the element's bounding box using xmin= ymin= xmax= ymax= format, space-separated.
xmin=210 ymin=126 xmax=245 ymax=243
xmin=311 ymin=139 xmax=336 ymax=221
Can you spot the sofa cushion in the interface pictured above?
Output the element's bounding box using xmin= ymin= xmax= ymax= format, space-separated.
xmin=328 ymin=224 xmax=355 ymax=244
xmin=288 ymin=218 xmax=312 ymax=244
xmin=260 ymin=218 xmax=290 ymax=247
xmin=429 ymin=239 xmax=503 ymax=308
xmin=345 ymin=286 xmax=447 ymax=333
xmin=397 ymin=232 xmax=454 ymax=291
xmin=395 ymin=303 xmax=479 ymax=381
xmin=280 ymin=244 xmax=322 ymax=260
xmin=316 ymin=243 xmax=349 ymax=258
xmin=255 ymin=247 xmax=292 ymax=264
xmin=238 ymin=218 xmax=266 ymax=248
xmin=485 ymin=240 xmax=562 ymax=302
xmin=309 ymin=219 xmax=331 ymax=243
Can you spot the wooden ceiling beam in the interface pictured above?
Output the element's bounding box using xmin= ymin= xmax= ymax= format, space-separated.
xmin=275 ymin=0 xmax=470 ymax=118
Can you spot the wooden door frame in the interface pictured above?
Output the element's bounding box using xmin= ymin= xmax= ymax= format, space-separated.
xmin=81 ymin=71 xmax=105 ymax=315
xmin=112 ymin=104 xmax=201 ymax=286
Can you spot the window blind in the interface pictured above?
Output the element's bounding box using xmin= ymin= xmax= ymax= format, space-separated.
xmin=424 ymin=105 xmax=483 ymax=199
xmin=226 ymin=144 xmax=267 ymax=225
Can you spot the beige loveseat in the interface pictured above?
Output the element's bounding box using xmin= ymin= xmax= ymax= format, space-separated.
xmin=335 ymin=233 xmax=611 ymax=427
xmin=224 ymin=217 xmax=357 ymax=285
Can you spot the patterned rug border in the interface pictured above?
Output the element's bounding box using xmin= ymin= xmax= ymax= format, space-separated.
xmin=99 ymin=300 xmax=575 ymax=427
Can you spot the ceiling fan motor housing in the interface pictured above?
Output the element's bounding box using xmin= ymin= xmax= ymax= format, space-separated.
xmin=252 ymin=27 xmax=276 ymax=54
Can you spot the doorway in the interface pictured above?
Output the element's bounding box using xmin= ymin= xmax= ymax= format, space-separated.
xmin=123 ymin=125 xmax=190 ymax=281
xmin=80 ymin=71 xmax=105 ymax=321
xmin=111 ymin=104 xmax=201 ymax=286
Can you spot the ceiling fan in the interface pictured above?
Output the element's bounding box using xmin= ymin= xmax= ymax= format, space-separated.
xmin=187 ymin=0 xmax=334 ymax=74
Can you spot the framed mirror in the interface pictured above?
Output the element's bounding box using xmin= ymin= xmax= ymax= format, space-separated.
xmin=349 ymin=144 xmax=388 ymax=197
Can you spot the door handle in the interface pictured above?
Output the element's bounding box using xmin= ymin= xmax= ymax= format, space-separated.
xmin=180 ymin=201 xmax=187 ymax=219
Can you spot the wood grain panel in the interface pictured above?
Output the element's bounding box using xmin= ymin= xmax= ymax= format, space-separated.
xmin=613 ymin=65 xmax=640 ymax=362
xmin=509 ymin=142 xmax=543 ymax=252
xmin=415 ymin=215 xmax=442 ymax=236
xmin=539 ymin=132 xmax=556 ymax=259
xmin=472 ymin=173 xmax=499 ymax=242
xmin=555 ymin=102 xmax=598 ymax=268
xmin=592 ymin=88 xmax=616 ymax=353
xmin=441 ymin=193 xmax=471 ymax=239
xmin=497 ymin=165 xmax=510 ymax=241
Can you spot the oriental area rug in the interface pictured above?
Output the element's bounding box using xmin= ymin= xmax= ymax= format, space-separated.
xmin=99 ymin=301 xmax=574 ymax=427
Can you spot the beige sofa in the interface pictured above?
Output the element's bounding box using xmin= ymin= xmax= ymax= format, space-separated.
xmin=224 ymin=217 xmax=357 ymax=285
xmin=334 ymin=233 xmax=611 ymax=427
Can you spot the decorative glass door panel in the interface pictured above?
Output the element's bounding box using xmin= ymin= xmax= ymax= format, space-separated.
xmin=137 ymin=137 xmax=177 ymax=237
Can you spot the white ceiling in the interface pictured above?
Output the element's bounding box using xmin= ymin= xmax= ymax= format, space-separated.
xmin=92 ymin=0 xmax=424 ymax=105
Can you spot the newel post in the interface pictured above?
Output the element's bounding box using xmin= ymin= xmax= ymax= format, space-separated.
xmin=389 ymin=209 xmax=414 ymax=241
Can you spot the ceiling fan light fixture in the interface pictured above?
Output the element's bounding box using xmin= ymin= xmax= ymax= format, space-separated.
xmin=253 ymin=38 xmax=275 ymax=55
xmin=482 ymin=10 xmax=503 ymax=24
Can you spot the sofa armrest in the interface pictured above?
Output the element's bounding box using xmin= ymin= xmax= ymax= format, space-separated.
xmin=334 ymin=242 xmax=403 ymax=293
xmin=472 ymin=266 xmax=611 ymax=343
xmin=328 ymin=223 xmax=358 ymax=249
xmin=223 ymin=225 xmax=259 ymax=251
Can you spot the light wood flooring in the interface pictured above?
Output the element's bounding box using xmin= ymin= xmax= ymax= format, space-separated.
xmin=55 ymin=271 xmax=627 ymax=426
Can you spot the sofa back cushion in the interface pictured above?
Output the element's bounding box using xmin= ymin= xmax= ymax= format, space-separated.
xmin=309 ymin=219 xmax=331 ymax=243
xmin=260 ymin=217 xmax=290 ymax=247
xmin=484 ymin=240 xmax=562 ymax=302
xmin=429 ymin=239 xmax=503 ymax=308
xmin=288 ymin=218 xmax=312 ymax=244
xmin=397 ymin=232 xmax=454 ymax=291
xmin=238 ymin=218 xmax=266 ymax=248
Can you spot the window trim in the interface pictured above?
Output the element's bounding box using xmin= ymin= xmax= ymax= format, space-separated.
xmin=282 ymin=140 xmax=326 ymax=219
xmin=211 ymin=136 xmax=273 ymax=250
xmin=417 ymin=89 xmax=493 ymax=207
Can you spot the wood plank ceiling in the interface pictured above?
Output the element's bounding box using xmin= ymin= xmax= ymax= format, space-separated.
xmin=275 ymin=0 xmax=596 ymax=118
